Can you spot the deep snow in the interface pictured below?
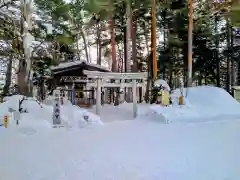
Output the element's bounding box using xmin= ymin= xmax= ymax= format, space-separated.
xmin=0 ymin=95 xmax=103 ymax=129
xmin=0 ymin=119 xmax=240 ymax=180
xmin=150 ymin=86 xmax=240 ymax=123
xmin=0 ymin=86 xmax=240 ymax=180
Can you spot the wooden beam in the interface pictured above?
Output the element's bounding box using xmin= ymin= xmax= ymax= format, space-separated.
xmin=86 ymin=82 xmax=145 ymax=88
xmin=83 ymin=70 xmax=148 ymax=79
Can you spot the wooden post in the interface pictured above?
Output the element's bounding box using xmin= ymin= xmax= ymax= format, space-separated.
xmin=60 ymin=88 xmax=64 ymax=105
xmin=96 ymin=78 xmax=102 ymax=115
xmin=13 ymin=111 xmax=20 ymax=126
xmin=71 ymin=83 xmax=76 ymax=105
xmin=132 ymin=79 xmax=137 ymax=118
xmin=4 ymin=115 xmax=8 ymax=128
xmin=64 ymin=86 xmax=68 ymax=101
xmin=179 ymin=96 xmax=183 ymax=105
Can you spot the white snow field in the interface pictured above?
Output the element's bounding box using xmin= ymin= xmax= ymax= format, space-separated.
xmin=0 ymin=86 xmax=240 ymax=180
xmin=89 ymin=102 xmax=150 ymax=122
xmin=150 ymin=86 xmax=240 ymax=123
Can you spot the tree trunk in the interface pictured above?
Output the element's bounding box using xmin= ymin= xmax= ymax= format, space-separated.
xmin=143 ymin=21 xmax=150 ymax=56
xmin=76 ymin=31 xmax=81 ymax=59
xmin=230 ymin=25 xmax=236 ymax=87
xmin=97 ymin=22 xmax=102 ymax=65
xmin=17 ymin=1 xmax=32 ymax=96
xmin=80 ymin=26 xmax=90 ymax=62
xmin=99 ymin=44 xmax=102 ymax=65
xmin=187 ymin=0 xmax=193 ymax=87
xmin=145 ymin=54 xmax=153 ymax=103
xmin=123 ymin=0 xmax=132 ymax=103
xmin=214 ymin=14 xmax=220 ymax=87
xmin=126 ymin=0 xmax=132 ymax=73
xmin=124 ymin=27 xmax=127 ymax=72
xmin=131 ymin=15 xmax=137 ymax=72
xmin=21 ymin=0 xmax=33 ymax=95
xmin=144 ymin=22 xmax=151 ymax=102
xmin=17 ymin=58 xmax=30 ymax=95
xmin=96 ymin=23 xmax=99 ymax=64
xmin=3 ymin=55 xmax=13 ymax=95
xmin=198 ymin=74 xmax=202 ymax=85
xmin=237 ymin=59 xmax=240 ymax=85
xmin=110 ymin=14 xmax=117 ymax=72
xmin=108 ymin=13 xmax=119 ymax=105
xmin=226 ymin=17 xmax=231 ymax=92
xmin=169 ymin=62 xmax=173 ymax=88
xmin=151 ymin=0 xmax=157 ymax=79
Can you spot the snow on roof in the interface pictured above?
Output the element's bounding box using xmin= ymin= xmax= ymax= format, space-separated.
xmin=87 ymin=62 xmax=111 ymax=71
xmin=51 ymin=60 xmax=85 ymax=70
xmin=51 ymin=60 xmax=111 ymax=72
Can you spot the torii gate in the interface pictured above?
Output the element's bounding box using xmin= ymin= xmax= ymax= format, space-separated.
xmin=84 ymin=70 xmax=147 ymax=118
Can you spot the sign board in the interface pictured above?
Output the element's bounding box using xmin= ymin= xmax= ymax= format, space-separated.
xmin=53 ymin=90 xmax=61 ymax=125
xmin=53 ymin=100 xmax=61 ymax=125
xmin=14 ymin=111 xmax=20 ymax=125
xmin=13 ymin=111 xmax=20 ymax=120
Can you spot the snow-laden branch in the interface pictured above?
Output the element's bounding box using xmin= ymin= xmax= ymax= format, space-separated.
xmin=0 ymin=0 xmax=18 ymax=9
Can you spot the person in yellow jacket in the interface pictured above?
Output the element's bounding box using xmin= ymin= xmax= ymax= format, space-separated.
xmin=161 ymin=87 xmax=170 ymax=106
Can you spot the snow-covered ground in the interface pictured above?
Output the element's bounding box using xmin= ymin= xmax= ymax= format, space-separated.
xmin=151 ymin=86 xmax=240 ymax=123
xmin=89 ymin=102 xmax=150 ymax=122
xmin=0 ymin=86 xmax=240 ymax=180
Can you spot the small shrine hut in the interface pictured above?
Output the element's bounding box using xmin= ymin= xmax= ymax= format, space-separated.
xmin=50 ymin=60 xmax=110 ymax=107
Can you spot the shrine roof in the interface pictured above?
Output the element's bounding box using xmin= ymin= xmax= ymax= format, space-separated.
xmin=51 ymin=60 xmax=110 ymax=76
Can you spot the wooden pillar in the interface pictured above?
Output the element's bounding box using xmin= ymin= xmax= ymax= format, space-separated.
xmin=96 ymin=78 xmax=102 ymax=115
xmin=132 ymin=79 xmax=137 ymax=118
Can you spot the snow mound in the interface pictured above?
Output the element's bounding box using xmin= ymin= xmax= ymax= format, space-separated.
xmin=61 ymin=104 xmax=104 ymax=128
xmin=154 ymin=79 xmax=170 ymax=91
xmin=44 ymin=95 xmax=72 ymax=106
xmin=150 ymin=86 xmax=240 ymax=123
xmin=2 ymin=95 xmax=43 ymax=115
xmin=0 ymin=95 xmax=103 ymax=131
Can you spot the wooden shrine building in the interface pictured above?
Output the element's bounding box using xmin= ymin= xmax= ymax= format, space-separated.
xmin=50 ymin=60 xmax=110 ymax=106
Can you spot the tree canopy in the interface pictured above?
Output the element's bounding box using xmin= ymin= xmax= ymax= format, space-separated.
xmin=0 ymin=0 xmax=240 ymax=95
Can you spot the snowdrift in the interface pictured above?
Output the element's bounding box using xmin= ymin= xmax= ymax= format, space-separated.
xmin=0 ymin=95 xmax=103 ymax=130
xmin=150 ymin=86 xmax=240 ymax=123
xmin=44 ymin=95 xmax=72 ymax=106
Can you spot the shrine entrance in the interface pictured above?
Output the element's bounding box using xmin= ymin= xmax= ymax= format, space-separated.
xmin=84 ymin=70 xmax=147 ymax=118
